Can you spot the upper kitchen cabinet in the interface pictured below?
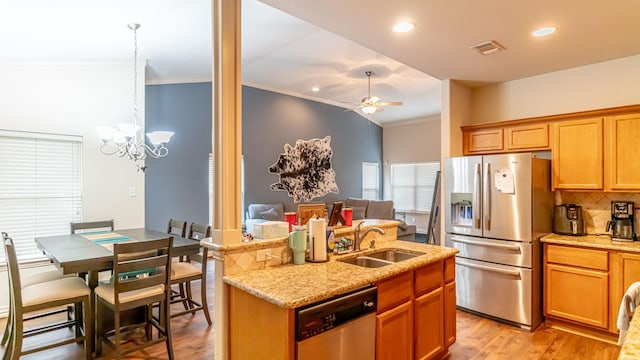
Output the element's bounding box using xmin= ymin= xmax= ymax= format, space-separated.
xmin=463 ymin=128 xmax=504 ymax=154
xmin=604 ymin=113 xmax=640 ymax=190
xmin=462 ymin=122 xmax=550 ymax=155
xmin=552 ymin=117 xmax=604 ymax=190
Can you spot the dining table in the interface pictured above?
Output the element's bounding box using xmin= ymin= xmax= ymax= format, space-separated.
xmin=34 ymin=227 xmax=201 ymax=354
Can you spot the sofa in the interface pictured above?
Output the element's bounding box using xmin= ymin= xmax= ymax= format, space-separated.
xmin=244 ymin=203 xmax=285 ymax=233
xmin=244 ymin=199 xmax=417 ymax=241
xmin=344 ymin=198 xmax=417 ymax=241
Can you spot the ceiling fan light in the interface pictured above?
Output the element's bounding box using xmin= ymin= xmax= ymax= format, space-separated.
xmin=362 ymin=105 xmax=377 ymax=114
xmin=369 ymin=96 xmax=380 ymax=103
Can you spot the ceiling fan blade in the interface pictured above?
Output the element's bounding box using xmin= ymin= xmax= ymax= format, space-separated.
xmin=377 ymin=101 xmax=403 ymax=106
xmin=344 ymin=103 xmax=366 ymax=112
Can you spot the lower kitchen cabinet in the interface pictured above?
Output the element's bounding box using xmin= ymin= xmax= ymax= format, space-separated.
xmin=444 ymin=281 xmax=456 ymax=346
xmin=543 ymin=243 xmax=640 ymax=340
xmin=414 ymin=288 xmax=444 ymax=360
xmin=545 ymin=262 xmax=609 ymax=329
xmin=375 ymin=256 xmax=456 ymax=360
xmin=376 ymin=300 xmax=414 ymax=360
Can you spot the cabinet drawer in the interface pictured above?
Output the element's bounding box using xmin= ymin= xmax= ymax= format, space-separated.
xmin=377 ymin=271 xmax=414 ymax=313
xmin=415 ymin=260 xmax=443 ymax=296
xmin=546 ymin=244 xmax=608 ymax=270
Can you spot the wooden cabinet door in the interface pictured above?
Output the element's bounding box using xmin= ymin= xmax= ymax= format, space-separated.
xmin=506 ymin=123 xmax=550 ymax=151
xmin=605 ymin=113 xmax=640 ymax=190
xmin=612 ymin=252 xmax=640 ymax=327
xmin=444 ymin=281 xmax=456 ymax=347
xmin=376 ymin=300 xmax=413 ymax=360
xmin=463 ymin=128 xmax=504 ymax=154
xmin=545 ymin=263 xmax=609 ymax=329
xmin=552 ymin=117 xmax=603 ymax=190
xmin=415 ymin=288 xmax=444 ymax=360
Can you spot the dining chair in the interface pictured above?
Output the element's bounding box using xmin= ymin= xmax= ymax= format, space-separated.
xmin=167 ymin=219 xmax=187 ymax=237
xmin=1 ymin=232 xmax=77 ymax=348
xmin=95 ymin=236 xmax=174 ymax=360
xmin=70 ymin=219 xmax=115 ymax=234
xmin=2 ymin=233 xmax=92 ymax=360
xmin=168 ymin=223 xmax=212 ymax=325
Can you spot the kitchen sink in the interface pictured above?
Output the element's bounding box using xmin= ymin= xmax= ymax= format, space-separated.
xmin=365 ymin=249 xmax=423 ymax=262
xmin=339 ymin=256 xmax=392 ymax=268
xmin=338 ymin=248 xmax=424 ymax=268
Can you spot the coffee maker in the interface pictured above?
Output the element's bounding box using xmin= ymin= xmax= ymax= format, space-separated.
xmin=606 ymin=201 xmax=636 ymax=242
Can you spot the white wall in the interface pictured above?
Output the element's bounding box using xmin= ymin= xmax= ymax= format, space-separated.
xmin=0 ymin=61 xmax=147 ymax=315
xmin=383 ymin=116 xmax=441 ymax=233
xmin=469 ymin=55 xmax=640 ymax=125
xmin=0 ymin=61 xmax=146 ymax=228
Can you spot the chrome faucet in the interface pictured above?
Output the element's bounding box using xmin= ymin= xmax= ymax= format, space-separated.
xmin=353 ymin=222 xmax=385 ymax=252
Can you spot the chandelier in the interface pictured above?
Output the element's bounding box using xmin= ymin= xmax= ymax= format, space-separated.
xmin=95 ymin=23 xmax=174 ymax=172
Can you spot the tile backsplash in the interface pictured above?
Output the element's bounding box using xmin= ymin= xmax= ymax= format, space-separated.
xmin=556 ymin=191 xmax=640 ymax=235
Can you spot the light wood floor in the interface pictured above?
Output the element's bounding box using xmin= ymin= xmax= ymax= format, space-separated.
xmin=0 ymin=260 xmax=623 ymax=359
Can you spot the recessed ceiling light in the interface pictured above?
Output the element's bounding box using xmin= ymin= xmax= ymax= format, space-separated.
xmin=532 ymin=26 xmax=557 ymax=37
xmin=311 ymin=86 xmax=320 ymax=92
xmin=393 ymin=21 xmax=415 ymax=33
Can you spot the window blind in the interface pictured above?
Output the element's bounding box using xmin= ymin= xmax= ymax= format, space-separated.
xmin=390 ymin=162 xmax=440 ymax=213
xmin=0 ymin=132 xmax=82 ymax=263
xmin=362 ymin=162 xmax=379 ymax=200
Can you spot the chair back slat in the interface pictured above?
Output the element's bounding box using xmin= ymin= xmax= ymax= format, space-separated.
xmin=117 ymin=256 xmax=167 ymax=273
xmin=187 ymin=223 xmax=211 ymax=266
xmin=2 ymin=232 xmax=23 ymax=310
xmin=189 ymin=223 xmax=211 ymax=240
xmin=167 ymin=219 xmax=187 ymax=237
xmin=117 ymin=274 xmax=166 ymax=293
xmin=112 ymin=237 xmax=172 ymax=305
xmin=70 ymin=219 xmax=114 ymax=234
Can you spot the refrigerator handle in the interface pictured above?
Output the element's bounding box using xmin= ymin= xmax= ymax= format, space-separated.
xmin=484 ymin=162 xmax=491 ymax=231
xmin=473 ymin=163 xmax=481 ymax=229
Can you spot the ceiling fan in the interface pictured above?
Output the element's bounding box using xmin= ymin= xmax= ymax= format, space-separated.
xmin=347 ymin=71 xmax=403 ymax=115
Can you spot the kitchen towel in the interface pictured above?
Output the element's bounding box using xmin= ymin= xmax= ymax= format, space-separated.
xmin=617 ymin=281 xmax=640 ymax=345
xmin=308 ymin=217 xmax=327 ymax=261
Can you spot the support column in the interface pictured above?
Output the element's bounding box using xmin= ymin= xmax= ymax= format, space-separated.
xmin=212 ymin=0 xmax=243 ymax=359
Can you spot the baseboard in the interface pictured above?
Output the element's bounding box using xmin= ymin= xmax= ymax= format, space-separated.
xmin=545 ymin=318 xmax=619 ymax=345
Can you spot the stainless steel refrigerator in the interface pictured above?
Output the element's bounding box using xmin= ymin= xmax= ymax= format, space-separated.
xmin=444 ymin=152 xmax=553 ymax=330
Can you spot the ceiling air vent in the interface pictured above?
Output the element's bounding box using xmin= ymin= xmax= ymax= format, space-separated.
xmin=471 ymin=40 xmax=505 ymax=55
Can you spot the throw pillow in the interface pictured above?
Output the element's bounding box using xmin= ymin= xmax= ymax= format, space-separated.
xmin=398 ymin=221 xmax=408 ymax=231
xmin=260 ymin=207 xmax=282 ymax=221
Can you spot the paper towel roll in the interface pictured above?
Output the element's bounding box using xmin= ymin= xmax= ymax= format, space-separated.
xmin=309 ymin=217 xmax=327 ymax=261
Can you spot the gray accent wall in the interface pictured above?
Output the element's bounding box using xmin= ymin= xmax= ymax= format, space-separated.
xmin=242 ymin=86 xmax=382 ymax=212
xmin=145 ymin=83 xmax=382 ymax=229
xmin=145 ymin=82 xmax=212 ymax=232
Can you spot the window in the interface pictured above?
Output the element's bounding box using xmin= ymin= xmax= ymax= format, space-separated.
xmin=390 ymin=162 xmax=440 ymax=213
xmin=0 ymin=131 xmax=82 ymax=263
xmin=362 ymin=162 xmax=379 ymax=200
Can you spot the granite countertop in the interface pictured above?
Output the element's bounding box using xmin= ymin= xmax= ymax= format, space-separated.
xmin=619 ymin=312 xmax=640 ymax=359
xmin=540 ymin=233 xmax=640 ymax=253
xmin=224 ymin=240 xmax=458 ymax=309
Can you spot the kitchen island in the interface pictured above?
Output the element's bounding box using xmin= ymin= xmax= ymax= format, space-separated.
xmin=224 ymin=239 xmax=458 ymax=360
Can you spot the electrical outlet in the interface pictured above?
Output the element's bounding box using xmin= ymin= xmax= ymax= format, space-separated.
xmin=256 ymin=249 xmax=270 ymax=261
xmin=128 ymin=186 xmax=136 ymax=197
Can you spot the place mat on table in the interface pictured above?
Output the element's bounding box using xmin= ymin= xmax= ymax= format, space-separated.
xmin=79 ymin=231 xmax=136 ymax=250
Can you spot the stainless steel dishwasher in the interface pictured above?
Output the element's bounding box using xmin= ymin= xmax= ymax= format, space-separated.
xmin=296 ymin=285 xmax=377 ymax=360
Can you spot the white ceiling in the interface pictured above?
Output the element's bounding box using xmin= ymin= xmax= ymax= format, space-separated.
xmin=1 ymin=0 xmax=639 ymax=125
